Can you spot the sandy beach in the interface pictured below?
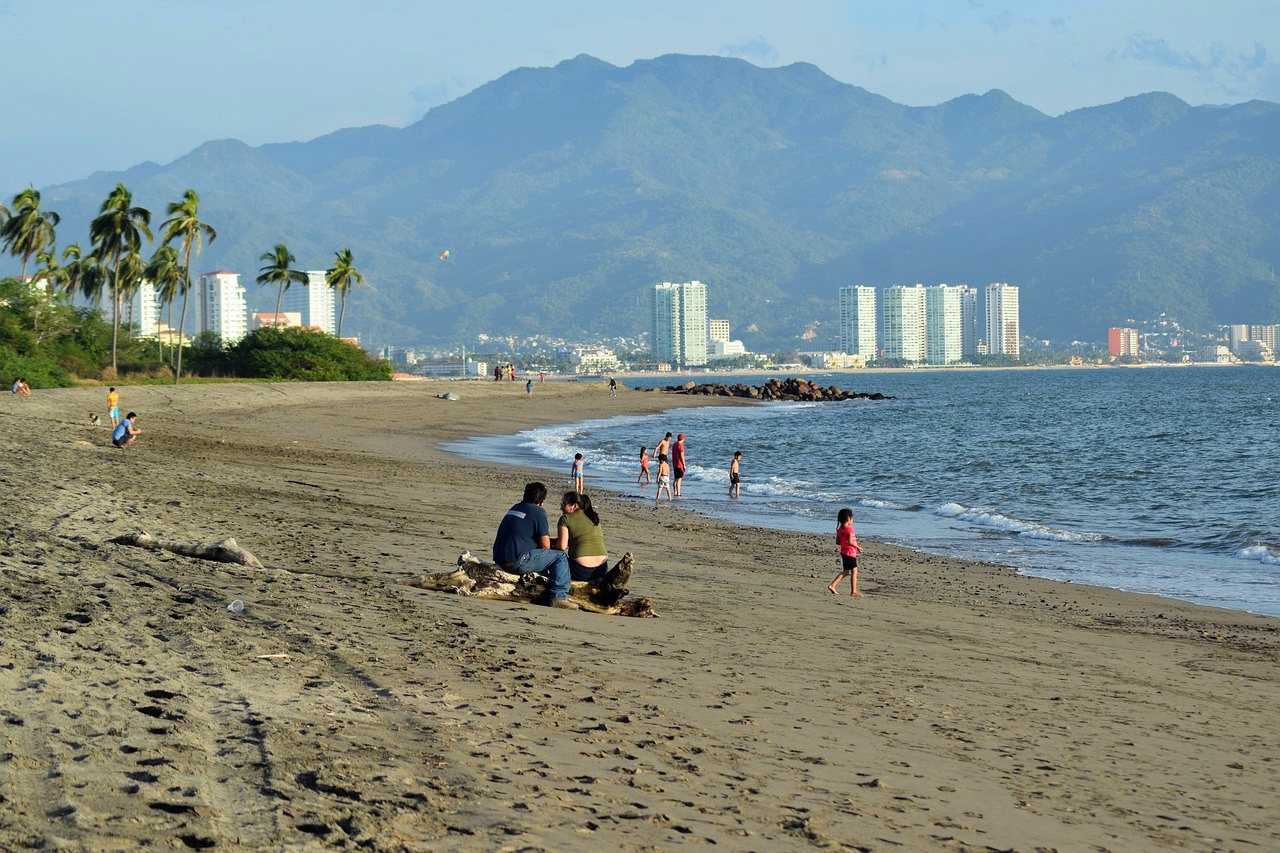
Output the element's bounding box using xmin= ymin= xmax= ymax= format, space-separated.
xmin=2 ymin=379 xmax=1278 ymax=851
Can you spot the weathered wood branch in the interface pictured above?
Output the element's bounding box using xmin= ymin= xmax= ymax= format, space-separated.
xmin=108 ymin=532 xmax=264 ymax=568
xmin=398 ymin=551 xmax=657 ymax=617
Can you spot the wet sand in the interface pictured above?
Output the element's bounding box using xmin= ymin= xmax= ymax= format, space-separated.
xmin=2 ymin=379 xmax=1278 ymax=851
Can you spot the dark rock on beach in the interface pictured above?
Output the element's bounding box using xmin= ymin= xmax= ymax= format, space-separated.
xmin=657 ymin=377 xmax=893 ymax=402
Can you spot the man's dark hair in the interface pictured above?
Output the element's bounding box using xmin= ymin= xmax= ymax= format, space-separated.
xmin=125 ymin=411 xmax=138 ymax=420
xmin=522 ymin=482 xmax=548 ymax=504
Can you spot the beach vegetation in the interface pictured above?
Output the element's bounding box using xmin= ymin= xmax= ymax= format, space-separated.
xmin=89 ymin=184 xmax=152 ymax=371
xmin=225 ymin=326 xmax=391 ymax=381
xmin=1 ymin=187 xmax=61 ymax=280
xmin=160 ymin=189 xmax=217 ymax=385
xmin=257 ymin=243 xmax=307 ymax=320
xmin=325 ymin=248 xmax=364 ymax=337
xmin=143 ymin=245 xmax=186 ymax=364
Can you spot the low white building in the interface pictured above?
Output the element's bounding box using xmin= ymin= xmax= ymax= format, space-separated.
xmin=572 ymin=346 xmax=621 ymax=374
xmin=709 ymin=339 xmax=747 ymax=359
xmin=800 ymin=351 xmax=865 ymax=369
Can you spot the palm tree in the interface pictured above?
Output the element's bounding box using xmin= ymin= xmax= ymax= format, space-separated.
xmin=60 ymin=242 xmax=85 ymax=299
xmin=116 ymin=250 xmax=147 ymax=339
xmin=325 ymin=248 xmax=364 ymax=338
xmin=32 ymin=246 xmax=68 ymax=293
xmin=89 ymin=183 xmax=152 ymax=370
xmin=1 ymin=187 xmax=61 ymax=279
xmin=160 ymin=189 xmax=216 ymax=384
xmin=257 ymin=243 xmax=307 ymax=320
xmin=145 ymin=244 xmax=185 ymax=361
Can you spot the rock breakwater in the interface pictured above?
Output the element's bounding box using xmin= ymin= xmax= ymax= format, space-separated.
xmin=655 ymin=376 xmax=893 ymax=402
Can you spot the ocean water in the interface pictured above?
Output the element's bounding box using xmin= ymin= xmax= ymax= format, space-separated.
xmin=446 ymin=367 xmax=1280 ymax=618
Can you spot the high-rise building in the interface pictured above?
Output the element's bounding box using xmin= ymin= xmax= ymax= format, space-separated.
xmin=1249 ymin=324 xmax=1279 ymax=352
xmin=957 ymin=285 xmax=979 ymax=358
xmin=196 ymin=271 xmax=249 ymax=344
xmin=984 ymin=283 xmax=1020 ymax=358
xmin=708 ymin=319 xmax=730 ymax=343
xmin=653 ymin=281 xmax=708 ymax=366
xmin=1108 ymin=327 xmax=1140 ymax=356
xmin=882 ymin=285 xmax=927 ymax=363
xmin=925 ymin=284 xmax=964 ymax=365
xmin=838 ymin=286 xmax=877 ymax=361
xmin=282 ymin=270 xmax=337 ymax=334
xmin=128 ymin=281 xmax=163 ymax=338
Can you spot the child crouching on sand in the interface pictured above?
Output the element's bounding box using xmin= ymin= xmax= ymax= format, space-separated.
xmin=828 ymin=507 xmax=863 ymax=596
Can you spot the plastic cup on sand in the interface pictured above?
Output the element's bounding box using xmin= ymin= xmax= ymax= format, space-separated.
xmin=228 ymin=600 xmax=245 ymax=613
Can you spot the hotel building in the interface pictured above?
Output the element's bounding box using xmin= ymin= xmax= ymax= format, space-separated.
xmin=195 ymin=271 xmax=249 ymax=344
xmin=653 ymin=281 xmax=708 ymax=367
xmin=838 ymin=285 xmax=878 ymax=362
xmin=882 ymin=284 xmax=927 ymax=363
xmin=925 ymin=284 xmax=965 ymax=365
xmin=282 ymin=270 xmax=337 ymax=334
xmin=1108 ymin=327 xmax=1141 ymax=357
xmin=985 ymin=283 xmax=1020 ymax=358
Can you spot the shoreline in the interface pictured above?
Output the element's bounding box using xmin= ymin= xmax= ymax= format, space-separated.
xmin=4 ymin=380 xmax=1279 ymax=849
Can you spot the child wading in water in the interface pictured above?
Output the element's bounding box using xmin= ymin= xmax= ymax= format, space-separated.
xmin=655 ymin=456 xmax=672 ymax=503
xmin=570 ymin=453 xmax=585 ymax=492
xmin=637 ymin=446 xmax=650 ymax=485
xmin=828 ymin=507 xmax=863 ymax=596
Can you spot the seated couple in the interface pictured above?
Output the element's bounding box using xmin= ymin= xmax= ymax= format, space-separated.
xmin=492 ymin=482 xmax=611 ymax=610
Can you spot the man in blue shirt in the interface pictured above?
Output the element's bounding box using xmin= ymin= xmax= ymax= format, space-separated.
xmin=493 ymin=482 xmax=577 ymax=609
xmin=112 ymin=412 xmax=141 ymax=448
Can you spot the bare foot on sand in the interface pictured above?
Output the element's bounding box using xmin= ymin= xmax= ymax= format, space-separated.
xmin=851 ymin=591 xmax=864 ymax=597
xmin=828 ymin=585 xmax=839 ymax=595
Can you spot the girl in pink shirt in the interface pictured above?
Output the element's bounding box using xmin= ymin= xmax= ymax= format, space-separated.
xmin=828 ymin=508 xmax=863 ymax=596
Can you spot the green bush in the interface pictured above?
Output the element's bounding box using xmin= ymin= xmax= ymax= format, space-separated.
xmin=226 ymin=327 xmax=392 ymax=381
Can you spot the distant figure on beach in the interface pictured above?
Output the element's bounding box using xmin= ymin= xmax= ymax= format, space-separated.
xmin=540 ymin=371 xmax=546 ymax=383
xmin=671 ymin=433 xmax=687 ymax=497
xmin=10 ymin=377 xmax=18 ymax=395
xmin=655 ymin=432 xmax=672 ymax=464
xmin=556 ymin=491 xmax=611 ymax=582
xmin=90 ymin=412 xmax=100 ymax=426
xmin=655 ymin=456 xmax=672 ymax=503
xmin=570 ymin=453 xmax=584 ymax=492
xmin=492 ymin=482 xmax=576 ymax=609
xmin=729 ymin=450 xmax=742 ymax=498
xmin=608 ymin=377 xmax=617 ymax=396
xmin=112 ymin=412 xmax=141 ymax=448
xmin=526 ymin=378 xmax=533 ymax=396
xmin=17 ymin=378 xmax=31 ymax=395
xmin=637 ymin=446 xmax=650 ymax=485
xmin=107 ymin=387 xmax=120 ymax=426
xmin=828 ymin=507 xmax=863 ymax=597
xmin=508 ymin=364 xmax=515 ymax=382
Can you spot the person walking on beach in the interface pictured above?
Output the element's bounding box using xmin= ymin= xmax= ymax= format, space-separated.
xmin=570 ymin=453 xmax=585 ymax=492
xmin=655 ymin=432 xmax=672 ymax=465
xmin=637 ymin=446 xmax=650 ymax=485
xmin=671 ymin=433 xmax=687 ymax=497
xmin=729 ymin=450 xmax=742 ymax=498
xmin=492 ymin=482 xmax=577 ymax=609
xmin=608 ymin=377 xmax=617 ymax=396
xmin=655 ymin=455 xmax=672 ymax=504
xmin=107 ymin=387 xmax=120 ymax=426
xmin=112 ymin=412 xmax=141 ymax=449
xmin=828 ymin=508 xmax=863 ymax=596
xmin=526 ymin=378 xmax=533 ymax=397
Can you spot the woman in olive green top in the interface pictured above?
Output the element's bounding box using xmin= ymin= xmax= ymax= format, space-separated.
xmin=556 ymin=491 xmax=610 ymax=582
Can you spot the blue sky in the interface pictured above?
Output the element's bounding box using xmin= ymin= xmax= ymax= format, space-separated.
xmin=1 ymin=0 xmax=1276 ymax=196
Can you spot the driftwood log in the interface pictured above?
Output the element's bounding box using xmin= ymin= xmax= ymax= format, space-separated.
xmin=397 ymin=550 xmax=657 ymax=617
xmin=108 ymin=532 xmax=264 ymax=568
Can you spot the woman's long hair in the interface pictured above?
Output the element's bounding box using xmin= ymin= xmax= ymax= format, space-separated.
xmin=563 ymin=491 xmax=600 ymax=525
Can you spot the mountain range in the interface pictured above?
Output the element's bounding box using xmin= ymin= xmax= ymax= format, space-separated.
xmin=35 ymin=53 xmax=1280 ymax=351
